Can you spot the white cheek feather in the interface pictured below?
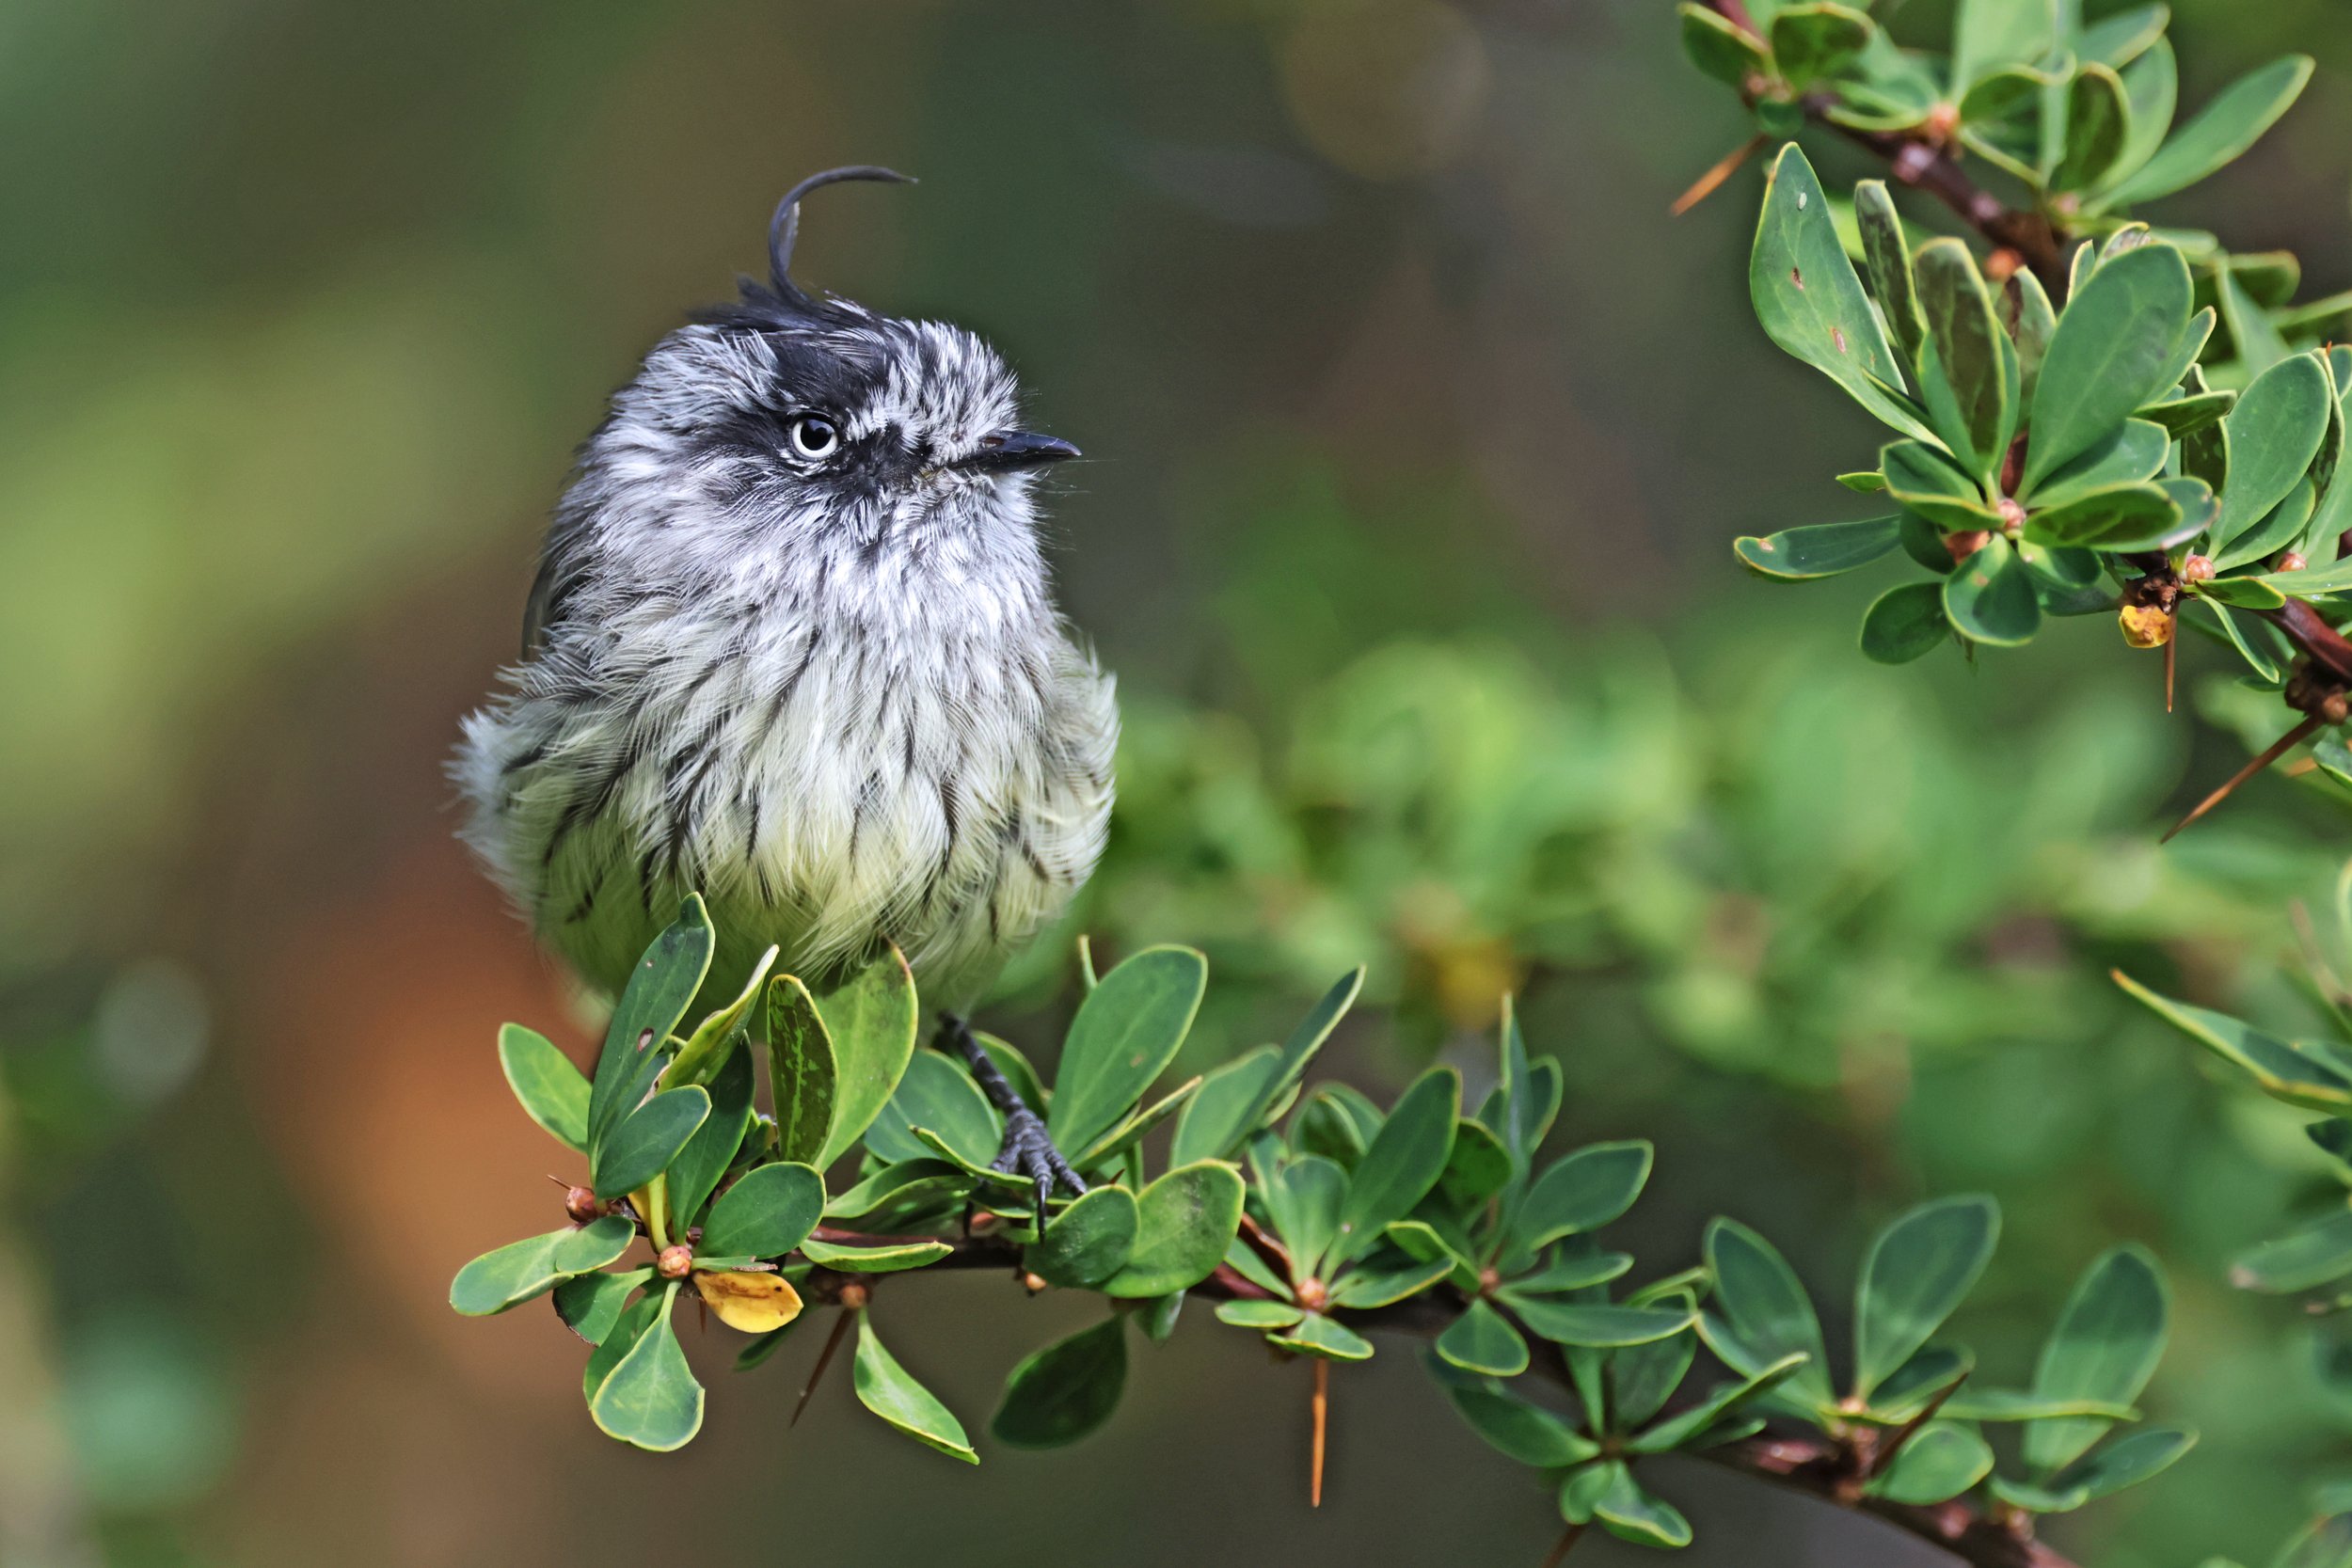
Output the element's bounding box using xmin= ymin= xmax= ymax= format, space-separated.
xmin=452 ymin=313 xmax=1115 ymax=1009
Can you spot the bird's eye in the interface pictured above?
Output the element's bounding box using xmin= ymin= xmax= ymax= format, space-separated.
xmin=788 ymin=415 xmax=840 ymax=460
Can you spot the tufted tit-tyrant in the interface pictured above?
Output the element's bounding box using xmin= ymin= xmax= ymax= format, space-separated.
xmin=453 ymin=167 xmax=1116 ymax=1208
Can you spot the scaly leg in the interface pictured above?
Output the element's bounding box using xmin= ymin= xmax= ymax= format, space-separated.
xmin=935 ymin=1013 xmax=1088 ymax=1223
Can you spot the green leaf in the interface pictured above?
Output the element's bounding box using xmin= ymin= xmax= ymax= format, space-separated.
xmin=1770 ymin=4 xmax=1872 ymax=90
xmin=1101 ymin=1161 xmax=1247 ymax=1298
xmin=1444 ymin=1375 xmax=1600 ymax=1466
xmin=666 ymin=944 xmax=776 ymax=1089
xmin=591 ymin=1085 xmax=711 ymax=1201
xmin=1678 ymin=2 xmax=1766 ymax=87
xmin=1268 ymin=1312 xmax=1375 ymax=1361
xmin=1295 ymin=1082 xmax=1380 ymax=1167
xmin=1215 ymin=1299 xmax=1305 ymax=1329
xmin=1853 ymin=181 xmax=1922 ymax=368
xmin=2000 ymin=269 xmax=2058 ymax=408
xmin=2215 ymin=477 xmax=2315 ymax=573
xmin=499 ymin=1024 xmax=589 ymax=1151
xmin=589 ymin=1283 xmax=704 ymax=1451
xmin=991 ymin=1317 xmax=1127 ymax=1449
xmin=2024 ymin=482 xmax=2182 ymax=551
xmin=1515 ymin=1142 xmax=1654 ymax=1251
xmin=1630 ymin=1352 xmax=1811 ymax=1452
xmin=1047 ymin=945 xmax=1206 ymax=1157
xmin=799 ymin=1238 xmax=953 ymax=1273
xmin=1882 ymin=440 xmax=1997 ymax=531
xmin=1265 ymin=1155 xmax=1349 ymax=1278
xmin=699 ymin=1161 xmax=824 ymax=1259
xmin=1853 ymin=1196 xmax=1999 ymax=1399
xmin=1508 ymin=1249 xmax=1635 ymax=1296
xmin=813 ymin=947 xmax=920 ymax=1167
xmin=450 ymin=1216 xmax=637 ymax=1316
xmin=2024 ymin=1244 xmax=2168 ymax=1470
xmin=1327 ymin=1256 xmax=1455 ymax=1309
xmin=1080 ymin=1075 xmax=1203 ymax=1170
xmin=822 ymin=1159 xmax=971 ymax=1227
xmin=1915 ymin=239 xmax=2012 ymax=480
xmin=2052 ymin=63 xmax=2130 ymax=192
xmin=1941 ymin=1388 xmax=2139 ymax=1421
xmin=588 ymin=896 xmax=713 ymax=1148
xmin=866 ymin=1049 xmax=1001 ymax=1168
xmin=2213 ymin=352 xmax=2333 ymax=555
xmin=583 ymin=1293 xmax=658 ymax=1403
xmin=2114 ymin=970 xmax=2352 ymax=1113
xmin=2230 ymin=1210 xmax=2352 ymax=1294
xmin=2103 ymin=37 xmax=2178 ymax=194
xmin=1734 ymin=515 xmax=1902 ymax=580
xmin=662 ymin=1042 xmax=753 ymax=1230
xmin=2079 ymin=5 xmax=2167 ymax=70
xmin=852 ymin=1314 xmax=977 ymax=1463
xmin=1171 ymin=1045 xmax=1283 ymax=1167
xmin=766 ymin=974 xmax=837 ymax=1165
xmin=1504 ymin=1298 xmax=1696 ymax=1348
xmin=1867 ymin=1422 xmax=1994 ymax=1504
xmin=1751 ymin=145 xmax=1930 ymax=439
xmin=1950 ymin=0 xmax=2056 ymax=92
xmin=1593 ymin=1463 xmax=1694 ymax=1549
xmin=2137 ymin=388 xmax=2234 ymax=437
xmin=1704 ymin=1217 xmax=1834 ymax=1407
xmin=1866 ymin=1342 xmax=1975 ymax=1421
xmin=2026 ymin=419 xmax=2169 ymax=509
xmin=1435 ymin=1299 xmax=1530 ymax=1377
xmin=1861 ymin=581 xmax=1951 ymax=664
xmin=2026 ymin=243 xmax=2194 ymax=489
xmin=1332 ymin=1068 xmax=1458 ymax=1266
xmin=1943 ymin=536 xmax=2042 ymax=646
xmin=2107 ymin=55 xmax=2314 ymax=205
xmin=1436 ymin=1117 xmax=1515 ymax=1207
xmin=1027 ymin=1184 xmax=1140 ymax=1289
xmin=554 ymin=1266 xmax=651 ymax=1346
xmin=2039 ymin=1425 xmax=2198 ymax=1507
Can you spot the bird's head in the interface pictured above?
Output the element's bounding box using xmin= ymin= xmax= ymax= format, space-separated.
xmin=567 ymin=167 xmax=1077 ymax=603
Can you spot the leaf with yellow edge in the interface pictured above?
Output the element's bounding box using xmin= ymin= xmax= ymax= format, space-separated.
xmin=667 ymin=945 xmax=779 ymax=1088
xmin=692 ymin=1270 xmax=805 ymax=1334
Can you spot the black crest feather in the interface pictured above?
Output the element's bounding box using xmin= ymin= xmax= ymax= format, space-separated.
xmin=762 ymin=166 xmax=914 ymax=316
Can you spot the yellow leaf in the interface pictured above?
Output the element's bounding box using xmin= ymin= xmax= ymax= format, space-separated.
xmin=692 ymin=1270 xmax=803 ymax=1334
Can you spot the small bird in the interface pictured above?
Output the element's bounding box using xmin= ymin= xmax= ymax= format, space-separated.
xmin=453 ymin=167 xmax=1117 ymax=1207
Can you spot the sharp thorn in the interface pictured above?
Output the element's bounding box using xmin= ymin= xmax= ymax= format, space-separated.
xmin=791 ymin=1307 xmax=857 ymax=1428
xmin=1537 ymin=1523 xmax=1588 ymax=1568
xmin=1311 ymin=1357 xmax=1329 ymax=1509
xmin=1670 ymin=134 xmax=1768 ymax=216
xmin=2162 ymin=713 xmax=2323 ymax=843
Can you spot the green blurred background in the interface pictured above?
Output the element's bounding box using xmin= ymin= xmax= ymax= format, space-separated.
xmin=7 ymin=2 xmax=2352 ymax=1563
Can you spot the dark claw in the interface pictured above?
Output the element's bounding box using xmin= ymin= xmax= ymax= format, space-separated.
xmin=940 ymin=1013 xmax=1089 ymax=1223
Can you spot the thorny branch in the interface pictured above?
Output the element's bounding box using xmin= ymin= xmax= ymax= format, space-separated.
xmin=781 ymin=1224 xmax=2081 ymax=1568
xmin=1696 ymin=0 xmax=2065 ymax=291
xmin=1696 ymin=0 xmax=2352 ymax=815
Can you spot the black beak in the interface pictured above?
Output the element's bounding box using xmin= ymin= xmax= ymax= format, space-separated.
xmin=959 ymin=431 xmax=1082 ymax=472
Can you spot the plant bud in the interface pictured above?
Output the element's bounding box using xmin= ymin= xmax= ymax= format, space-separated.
xmin=2119 ymin=603 xmax=2174 ymax=649
xmin=1996 ymin=499 xmax=2026 ymax=536
xmin=2325 ymin=691 xmax=2351 ymax=726
xmin=1946 ymin=530 xmax=1991 ymax=563
xmin=1021 ymin=1272 xmax=1048 ymax=1295
xmin=838 ymin=1282 xmax=871 ymax=1310
xmin=2181 ymin=555 xmax=2216 ymax=582
xmin=1295 ymin=1277 xmax=1328 ymax=1311
xmin=564 ymin=1186 xmax=602 ymax=1224
xmin=2279 ymin=552 xmax=2309 ymax=572
xmin=658 ymin=1243 xmax=694 ymax=1279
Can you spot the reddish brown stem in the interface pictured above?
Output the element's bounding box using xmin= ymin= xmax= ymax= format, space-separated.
xmin=783 ymin=1231 xmax=2079 ymax=1568
xmin=1672 ymin=134 xmax=1769 ymax=215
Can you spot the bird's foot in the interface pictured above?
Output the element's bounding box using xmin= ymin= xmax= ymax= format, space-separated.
xmin=935 ymin=1012 xmax=1089 ymax=1225
xmin=989 ymin=1102 xmax=1089 ymax=1227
